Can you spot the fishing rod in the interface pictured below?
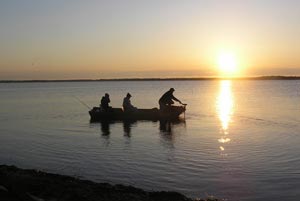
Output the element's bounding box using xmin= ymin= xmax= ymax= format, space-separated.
xmin=73 ymin=96 xmax=92 ymax=110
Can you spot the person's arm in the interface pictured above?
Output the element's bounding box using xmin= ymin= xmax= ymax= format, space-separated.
xmin=172 ymin=95 xmax=182 ymax=104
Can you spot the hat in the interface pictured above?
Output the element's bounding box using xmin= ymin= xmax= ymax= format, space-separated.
xmin=127 ymin=93 xmax=132 ymax=97
xmin=170 ymin=88 xmax=175 ymax=92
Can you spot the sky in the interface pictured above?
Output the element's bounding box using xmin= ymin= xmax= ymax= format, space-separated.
xmin=0 ymin=0 xmax=300 ymax=79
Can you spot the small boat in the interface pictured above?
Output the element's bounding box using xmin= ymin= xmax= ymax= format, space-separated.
xmin=89 ymin=105 xmax=186 ymax=122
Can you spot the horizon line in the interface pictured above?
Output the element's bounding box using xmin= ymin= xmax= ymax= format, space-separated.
xmin=1 ymin=76 xmax=300 ymax=83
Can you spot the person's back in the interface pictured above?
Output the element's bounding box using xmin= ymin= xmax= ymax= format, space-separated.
xmin=122 ymin=96 xmax=131 ymax=110
xmin=159 ymin=90 xmax=173 ymax=104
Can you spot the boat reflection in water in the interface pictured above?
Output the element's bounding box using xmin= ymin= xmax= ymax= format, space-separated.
xmin=216 ymin=80 xmax=234 ymax=152
xmin=100 ymin=120 xmax=111 ymax=136
xmin=122 ymin=120 xmax=137 ymax=137
xmin=96 ymin=119 xmax=185 ymax=137
xmin=98 ymin=120 xmax=137 ymax=137
xmin=159 ymin=119 xmax=185 ymax=134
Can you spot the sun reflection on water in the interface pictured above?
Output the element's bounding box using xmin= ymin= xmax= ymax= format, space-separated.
xmin=216 ymin=80 xmax=234 ymax=151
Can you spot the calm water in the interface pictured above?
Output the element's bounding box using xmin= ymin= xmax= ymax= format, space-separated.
xmin=0 ymin=80 xmax=300 ymax=201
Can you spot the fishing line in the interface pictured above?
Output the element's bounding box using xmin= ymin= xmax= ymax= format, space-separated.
xmin=73 ymin=96 xmax=92 ymax=110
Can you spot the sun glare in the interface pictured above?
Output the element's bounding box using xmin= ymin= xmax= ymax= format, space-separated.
xmin=217 ymin=52 xmax=237 ymax=76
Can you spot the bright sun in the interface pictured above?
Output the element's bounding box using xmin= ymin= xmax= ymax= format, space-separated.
xmin=217 ymin=52 xmax=237 ymax=75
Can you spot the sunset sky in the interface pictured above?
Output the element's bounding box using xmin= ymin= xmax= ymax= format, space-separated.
xmin=1 ymin=0 xmax=300 ymax=79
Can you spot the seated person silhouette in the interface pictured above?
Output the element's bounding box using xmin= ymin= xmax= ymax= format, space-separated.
xmin=100 ymin=93 xmax=111 ymax=111
xmin=122 ymin=93 xmax=137 ymax=112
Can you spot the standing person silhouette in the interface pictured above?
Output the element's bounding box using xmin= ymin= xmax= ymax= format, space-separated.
xmin=159 ymin=88 xmax=182 ymax=110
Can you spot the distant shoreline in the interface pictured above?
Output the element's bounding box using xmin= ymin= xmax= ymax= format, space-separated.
xmin=1 ymin=76 xmax=300 ymax=83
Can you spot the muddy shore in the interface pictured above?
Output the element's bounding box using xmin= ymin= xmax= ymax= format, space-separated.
xmin=0 ymin=165 xmax=218 ymax=201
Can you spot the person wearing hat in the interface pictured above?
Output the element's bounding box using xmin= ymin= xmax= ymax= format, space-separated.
xmin=159 ymin=88 xmax=182 ymax=110
xmin=100 ymin=93 xmax=111 ymax=111
xmin=123 ymin=93 xmax=137 ymax=112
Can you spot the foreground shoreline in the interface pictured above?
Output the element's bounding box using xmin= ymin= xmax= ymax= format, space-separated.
xmin=0 ymin=165 xmax=218 ymax=201
xmin=1 ymin=76 xmax=300 ymax=83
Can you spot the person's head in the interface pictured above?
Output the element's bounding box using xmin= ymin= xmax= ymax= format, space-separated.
xmin=169 ymin=88 xmax=175 ymax=92
xmin=105 ymin=93 xmax=109 ymax=97
xmin=126 ymin=93 xmax=132 ymax=98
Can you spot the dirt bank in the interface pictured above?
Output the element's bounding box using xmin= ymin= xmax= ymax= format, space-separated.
xmin=0 ymin=165 xmax=218 ymax=201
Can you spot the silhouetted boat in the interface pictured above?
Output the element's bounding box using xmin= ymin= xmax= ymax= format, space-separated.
xmin=89 ymin=106 xmax=186 ymax=122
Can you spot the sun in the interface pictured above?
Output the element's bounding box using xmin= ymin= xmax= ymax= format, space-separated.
xmin=217 ymin=52 xmax=237 ymax=75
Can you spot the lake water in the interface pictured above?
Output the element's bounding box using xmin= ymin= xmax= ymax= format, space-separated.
xmin=0 ymin=80 xmax=299 ymax=201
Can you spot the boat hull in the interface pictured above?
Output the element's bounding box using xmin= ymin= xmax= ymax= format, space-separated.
xmin=89 ymin=106 xmax=185 ymax=122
